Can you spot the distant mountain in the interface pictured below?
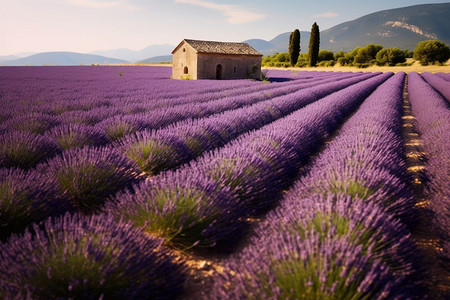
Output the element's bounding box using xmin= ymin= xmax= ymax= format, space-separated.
xmin=244 ymin=32 xmax=311 ymax=56
xmin=2 ymin=52 xmax=129 ymax=66
xmin=137 ymin=55 xmax=172 ymax=64
xmin=90 ymin=44 xmax=175 ymax=62
xmin=3 ymin=3 xmax=449 ymax=64
xmin=321 ymin=3 xmax=450 ymax=52
xmin=0 ymin=55 xmax=21 ymax=65
xmin=247 ymin=3 xmax=450 ymax=54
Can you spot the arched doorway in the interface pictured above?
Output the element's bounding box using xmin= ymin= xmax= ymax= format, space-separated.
xmin=216 ymin=64 xmax=223 ymax=80
xmin=184 ymin=66 xmax=188 ymax=74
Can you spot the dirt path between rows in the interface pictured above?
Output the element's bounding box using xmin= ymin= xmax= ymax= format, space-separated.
xmin=402 ymin=76 xmax=450 ymax=299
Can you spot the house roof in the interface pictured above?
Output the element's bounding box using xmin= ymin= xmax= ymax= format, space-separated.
xmin=172 ymin=39 xmax=262 ymax=56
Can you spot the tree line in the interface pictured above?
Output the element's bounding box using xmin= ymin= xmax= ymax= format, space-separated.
xmin=263 ymin=23 xmax=450 ymax=68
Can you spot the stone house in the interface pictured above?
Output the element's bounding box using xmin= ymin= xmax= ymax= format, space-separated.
xmin=171 ymin=39 xmax=263 ymax=80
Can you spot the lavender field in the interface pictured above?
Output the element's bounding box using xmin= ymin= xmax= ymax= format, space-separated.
xmin=0 ymin=66 xmax=449 ymax=299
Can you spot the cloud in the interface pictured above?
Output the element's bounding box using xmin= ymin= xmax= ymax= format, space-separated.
xmin=175 ymin=0 xmax=266 ymax=24
xmin=65 ymin=0 xmax=135 ymax=9
xmin=312 ymin=11 xmax=339 ymax=18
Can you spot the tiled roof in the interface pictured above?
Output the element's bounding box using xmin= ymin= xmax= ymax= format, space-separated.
xmin=172 ymin=39 xmax=262 ymax=56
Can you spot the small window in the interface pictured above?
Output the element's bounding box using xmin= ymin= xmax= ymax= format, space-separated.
xmin=184 ymin=66 xmax=188 ymax=74
xmin=183 ymin=48 xmax=186 ymax=52
xmin=233 ymin=66 xmax=236 ymax=73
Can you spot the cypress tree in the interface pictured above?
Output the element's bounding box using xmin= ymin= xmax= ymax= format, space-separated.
xmin=308 ymin=22 xmax=320 ymax=67
xmin=289 ymin=29 xmax=300 ymax=66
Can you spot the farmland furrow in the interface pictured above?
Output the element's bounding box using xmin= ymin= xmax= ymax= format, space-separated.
xmin=206 ymin=72 xmax=424 ymax=299
xmin=407 ymin=72 xmax=450 ymax=298
xmin=402 ymin=75 xmax=449 ymax=300
xmin=105 ymin=72 xmax=392 ymax=252
xmin=112 ymin=72 xmax=379 ymax=174
xmin=421 ymin=72 xmax=450 ymax=103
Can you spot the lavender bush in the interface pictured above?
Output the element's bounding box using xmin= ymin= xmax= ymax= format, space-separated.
xmin=0 ymin=112 xmax=60 ymax=134
xmin=36 ymin=146 xmax=143 ymax=213
xmin=421 ymin=72 xmax=450 ymax=102
xmin=0 ymin=131 xmax=61 ymax=169
xmin=0 ymin=213 xmax=187 ymax=299
xmin=46 ymin=123 xmax=110 ymax=149
xmin=408 ymin=72 xmax=450 ymax=268
xmin=210 ymin=231 xmax=404 ymax=299
xmin=106 ymin=171 xmax=245 ymax=249
xmin=0 ymin=168 xmax=71 ymax=241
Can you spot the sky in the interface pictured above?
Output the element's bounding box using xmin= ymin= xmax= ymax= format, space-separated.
xmin=1 ymin=0 xmax=449 ymax=56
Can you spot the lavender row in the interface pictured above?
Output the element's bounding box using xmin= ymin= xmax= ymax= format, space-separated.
xmin=0 ymin=67 xmax=341 ymax=120
xmin=0 ymin=213 xmax=187 ymax=299
xmin=0 ymin=72 xmax=373 ymax=240
xmin=0 ymin=70 xmax=359 ymax=127
xmin=290 ymin=72 xmax=416 ymax=223
xmin=208 ymin=73 xmax=423 ymax=299
xmin=113 ymin=72 xmax=378 ymax=174
xmin=408 ymin=72 xmax=450 ymax=267
xmin=421 ymin=72 xmax=450 ymax=102
xmin=0 ymin=72 xmax=373 ymax=170
xmin=0 ymin=146 xmax=144 ymax=240
xmin=0 ymin=66 xmax=252 ymax=107
xmin=105 ymin=72 xmax=392 ymax=250
xmin=435 ymin=72 xmax=450 ymax=81
xmin=0 ymin=71 xmax=354 ymax=129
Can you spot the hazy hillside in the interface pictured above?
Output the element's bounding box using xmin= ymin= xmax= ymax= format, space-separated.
xmin=90 ymin=44 xmax=174 ymax=62
xmin=248 ymin=3 xmax=450 ymax=54
xmin=137 ymin=55 xmax=173 ymax=64
xmin=2 ymin=52 xmax=129 ymax=66
xmin=3 ymin=3 xmax=449 ymax=64
xmin=321 ymin=3 xmax=450 ymax=52
xmin=245 ymin=32 xmax=311 ymax=56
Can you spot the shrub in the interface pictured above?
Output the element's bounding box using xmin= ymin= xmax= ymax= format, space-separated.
xmin=295 ymin=53 xmax=309 ymax=67
xmin=97 ymin=114 xmax=149 ymax=141
xmin=114 ymin=131 xmax=193 ymax=175
xmin=413 ymin=40 xmax=450 ymax=65
xmin=0 ymin=213 xmax=187 ymax=299
xmin=0 ymin=131 xmax=61 ymax=169
xmin=37 ymin=146 xmax=143 ymax=214
xmin=46 ymin=123 xmax=110 ymax=149
xmin=210 ymin=232 xmax=403 ymax=299
xmin=106 ymin=171 xmax=244 ymax=249
xmin=318 ymin=50 xmax=334 ymax=62
xmin=354 ymin=44 xmax=383 ymax=68
xmin=376 ymin=48 xmax=407 ymax=66
xmin=317 ymin=60 xmax=335 ymax=67
xmin=0 ymin=168 xmax=70 ymax=241
xmin=0 ymin=113 xmax=60 ymax=134
xmin=273 ymin=52 xmax=290 ymax=63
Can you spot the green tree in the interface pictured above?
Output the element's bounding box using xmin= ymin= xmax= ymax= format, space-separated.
xmin=334 ymin=51 xmax=346 ymax=60
xmin=376 ymin=48 xmax=407 ymax=66
xmin=353 ymin=44 xmax=383 ymax=68
xmin=289 ymin=29 xmax=301 ymax=66
xmin=308 ymin=22 xmax=320 ymax=67
xmin=413 ymin=40 xmax=450 ymax=65
xmin=318 ymin=50 xmax=334 ymax=62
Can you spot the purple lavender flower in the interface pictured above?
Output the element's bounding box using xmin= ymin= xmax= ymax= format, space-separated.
xmin=0 ymin=168 xmax=72 ymax=241
xmin=46 ymin=123 xmax=110 ymax=149
xmin=114 ymin=130 xmax=193 ymax=175
xmin=209 ymin=231 xmax=406 ymax=299
xmin=97 ymin=114 xmax=150 ymax=141
xmin=106 ymin=170 xmax=246 ymax=249
xmin=0 ymin=112 xmax=60 ymax=134
xmin=0 ymin=131 xmax=61 ymax=169
xmin=36 ymin=146 xmax=143 ymax=213
xmin=0 ymin=213 xmax=187 ymax=299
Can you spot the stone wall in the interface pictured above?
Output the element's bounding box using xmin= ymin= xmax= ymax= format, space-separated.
xmin=172 ymin=42 xmax=198 ymax=80
xmin=197 ymin=53 xmax=261 ymax=80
